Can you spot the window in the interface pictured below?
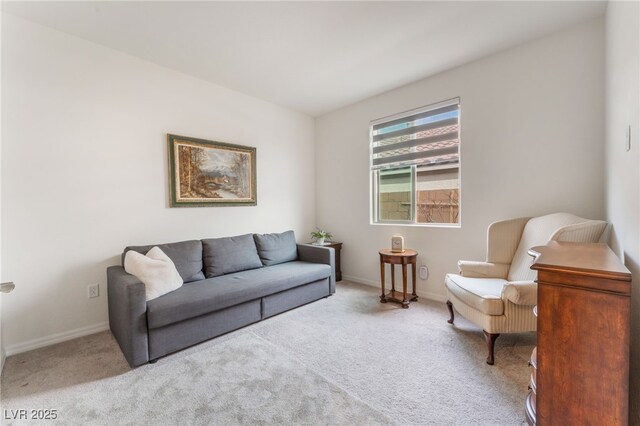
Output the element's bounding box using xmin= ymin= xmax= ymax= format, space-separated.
xmin=370 ymin=98 xmax=460 ymax=226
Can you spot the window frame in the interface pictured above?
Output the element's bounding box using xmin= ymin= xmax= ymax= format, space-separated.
xmin=369 ymin=98 xmax=461 ymax=228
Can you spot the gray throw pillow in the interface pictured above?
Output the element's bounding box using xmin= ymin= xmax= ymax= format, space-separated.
xmin=123 ymin=240 xmax=205 ymax=283
xmin=202 ymin=234 xmax=263 ymax=278
xmin=253 ymin=230 xmax=298 ymax=266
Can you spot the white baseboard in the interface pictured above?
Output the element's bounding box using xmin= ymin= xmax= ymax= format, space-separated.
xmin=341 ymin=274 xmax=447 ymax=303
xmin=342 ymin=274 xmax=379 ymax=287
xmin=5 ymin=321 xmax=109 ymax=357
xmin=414 ymin=291 xmax=448 ymax=303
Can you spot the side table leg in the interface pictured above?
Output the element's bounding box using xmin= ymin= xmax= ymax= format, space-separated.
xmin=379 ymin=257 xmax=387 ymax=303
xmin=411 ymin=263 xmax=418 ymax=301
xmin=391 ymin=264 xmax=396 ymax=293
xmin=401 ymin=263 xmax=408 ymax=308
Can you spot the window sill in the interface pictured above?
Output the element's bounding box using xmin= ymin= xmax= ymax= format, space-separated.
xmin=370 ymin=221 xmax=461 ymax=229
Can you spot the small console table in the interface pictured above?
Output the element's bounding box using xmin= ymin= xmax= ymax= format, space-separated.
xmin=378 ymin=249 xmax=418 ymax=308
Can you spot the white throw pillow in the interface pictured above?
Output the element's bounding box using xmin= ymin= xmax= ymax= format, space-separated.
xmin=124 ymin=246 xmax=183 ymax=301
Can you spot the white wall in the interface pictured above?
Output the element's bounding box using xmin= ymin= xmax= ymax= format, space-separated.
xmin=605 ymin=1 xmax=640 ymax=422
xmin=0 ymin=4 xmax=4 ymax=373
xmin=1 ymin=15 xmax=315 ymax=354
xmin=316 ymin=19 xmax=605 ymax=301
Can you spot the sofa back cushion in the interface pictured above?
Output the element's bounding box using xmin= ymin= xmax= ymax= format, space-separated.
xmin=202 ymin=233 xmax=263 ymax=278
xmin=253 ymin=230 xmax=298 ymax=266
xmin=123 ymin=240 xmax=204 ymax=283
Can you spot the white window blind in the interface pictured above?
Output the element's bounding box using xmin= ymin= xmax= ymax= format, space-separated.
xmin=370 ymin=98 xmax=461 ymax=226
xmin=371 ymin=98 xmax=460 ymax=170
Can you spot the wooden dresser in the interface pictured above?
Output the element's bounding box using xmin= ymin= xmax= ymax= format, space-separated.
xmin=526 ymin=241 xmax=631 ymax=425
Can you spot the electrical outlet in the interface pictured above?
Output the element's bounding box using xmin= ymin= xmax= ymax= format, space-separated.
xmin=88 ymin=284 xmax=99 ymax=298
xmin=419 ymin=265 xmax=429 ymax=280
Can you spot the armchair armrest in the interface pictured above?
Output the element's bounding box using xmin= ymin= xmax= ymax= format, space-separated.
xmin=107 ymin=266 xmax=149 ymax=367
xmin=501 ymin=281 xmax=537 ymax=306
xmin=297 ymin=244 xmax=336 ymax=294
xmin=458 ymin=260 xmax=510 ymax=279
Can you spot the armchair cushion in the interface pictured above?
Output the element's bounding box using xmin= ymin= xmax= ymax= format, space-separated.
xmin=445 ymin=274 xmax=505 ymax=315
xmin=501 ymin=281 xmax=537 ymax=306
xmin=458 ymin=261 xmax=510 ymax=279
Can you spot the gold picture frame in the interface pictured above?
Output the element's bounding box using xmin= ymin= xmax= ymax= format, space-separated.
xmin=167 ymin=134 xmax=257 ymax=207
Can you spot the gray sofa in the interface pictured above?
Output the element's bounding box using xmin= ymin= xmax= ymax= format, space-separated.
xmin=107 ymin=231 xmax=335 ymax=367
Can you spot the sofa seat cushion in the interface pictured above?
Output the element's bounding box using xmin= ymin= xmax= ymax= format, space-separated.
xmin=445 ymin=274 xmax=505 ymax=316
xmin=146 ymin=261 xmax=331 ymax=329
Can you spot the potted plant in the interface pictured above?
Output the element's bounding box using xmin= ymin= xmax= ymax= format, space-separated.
xmin=310 ymin=228 xmax=332 ymax=245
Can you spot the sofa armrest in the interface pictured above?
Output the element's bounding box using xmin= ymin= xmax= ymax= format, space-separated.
xmin=501 ymin=281 xmax=537 ymax=306
xmin=107 ymin=266 xmax=149 ymax=367
xmin=297 ymin=244 xmax=336 ymax=294
xmin=458 ymin=260 xmax=510 ymax=279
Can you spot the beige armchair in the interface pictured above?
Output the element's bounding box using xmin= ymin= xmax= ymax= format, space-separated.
xmin=444 ymin=212 xmax=608 ymax=365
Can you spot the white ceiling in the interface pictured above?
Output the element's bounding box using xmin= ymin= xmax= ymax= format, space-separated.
xmin=2 ymin=1 xmax=606 ymax=116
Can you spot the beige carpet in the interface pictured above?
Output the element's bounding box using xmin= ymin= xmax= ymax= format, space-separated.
xmin=1 ymin=282 xmax=535 ymax=425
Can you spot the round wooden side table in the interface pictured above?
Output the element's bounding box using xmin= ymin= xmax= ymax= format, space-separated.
xmin=378 ymin=249 xmax=418 ymax=308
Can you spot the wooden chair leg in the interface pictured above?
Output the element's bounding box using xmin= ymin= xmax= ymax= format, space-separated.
xmin=446 ymin=300 xmax=455 ymax=324
xmin=483 ymin=331 xmax=500 ymax=365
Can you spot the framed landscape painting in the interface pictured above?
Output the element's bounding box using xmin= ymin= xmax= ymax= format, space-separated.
xmin=167 ymin=134 xmax=257 ymax=207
